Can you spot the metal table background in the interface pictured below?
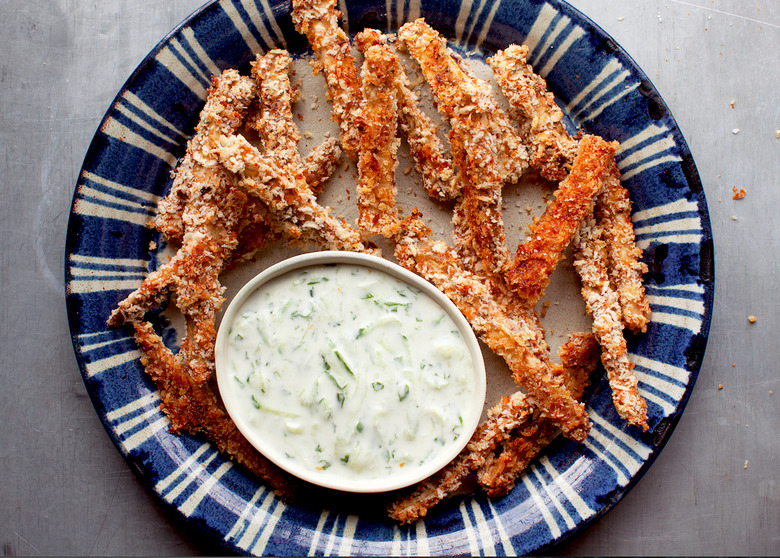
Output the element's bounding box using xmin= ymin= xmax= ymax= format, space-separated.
xmin=1 ymin=0 xmax=777 ymax=555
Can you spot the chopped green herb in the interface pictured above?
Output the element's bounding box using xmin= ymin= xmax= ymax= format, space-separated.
xmin=251 ymin=395 xmax=299 ymax=418
xmin=322 ymin=367 xmax=345 ymax=390
xmin=333 ymin=348 xmax=354 ymax=376
xmin=291 ymin=309 xmax=313 ymax=318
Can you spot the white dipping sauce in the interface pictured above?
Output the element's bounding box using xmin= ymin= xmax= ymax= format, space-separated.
xmin=223 ymin=263 xmax=476 ymax=482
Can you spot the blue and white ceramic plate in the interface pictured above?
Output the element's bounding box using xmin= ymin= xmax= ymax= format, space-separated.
xmin=65 ymin=0 xmax=714 ymax=555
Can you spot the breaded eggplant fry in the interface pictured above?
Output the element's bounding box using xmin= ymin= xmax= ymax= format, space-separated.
xmin=476 ymin=332 xmax=600 ymax=497
xmin=356 ymin=42 xmax=401 ymax=238
xmin=573 ymin=213 xmax=649 ymax=430
xmin=108 ymin=173 xmax=247 ymax=385
xmin=250 ymin=50 xmax=302 ymax=165
xmin=488 ymin=44 xmax=579 ymax=182
xmin=215 ymin=132 xmax=374 ymax=254
xmin=507 ymin=135 xmax=618 ymax=306
xmin=107 ymin=70 xmax=256 ymax=331
xmin=355 ymin=28 xmax=459 ymax=201
xmin=448 ymin=118 xmax=511 ymax=274
xmin=595 ymin=163 xmax=651 ymax=333
xmin=155 ymin=70 xmax=257 ymax=243
xmin=398 ymin=19 xmax=528 ymax=184
xmin=292 ymin=0 xmax=363 ymax=161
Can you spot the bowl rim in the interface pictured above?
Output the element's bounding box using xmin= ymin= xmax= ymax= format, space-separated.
xmin=214 ymin=250 xmax=488 ymax=493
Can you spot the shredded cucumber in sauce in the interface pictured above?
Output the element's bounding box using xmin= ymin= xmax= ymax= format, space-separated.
xmin=225 ymin=264 xmax=475 ymax=480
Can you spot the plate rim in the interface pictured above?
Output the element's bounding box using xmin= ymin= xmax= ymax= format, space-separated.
xmin=64 ymin=0 xmax=715 ymax=554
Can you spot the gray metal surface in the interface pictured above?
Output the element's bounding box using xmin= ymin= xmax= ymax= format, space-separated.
xmin=0 ymin=0 xmax=777 ymax=555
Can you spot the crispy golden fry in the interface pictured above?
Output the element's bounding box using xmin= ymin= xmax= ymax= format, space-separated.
xmin=132 ymin=322 xmax=297 ymax=501
xmin=387 ymin=333 xmax=598 ymax=523
xmin=476 ymin=332 xmax=600 ymax=497
xmin=292 ymin=0 xmax=362 ymax=161
xmin=356 ymin=42 xmax=401 ymax=237
xmin=488 ymin=44 xmax=578 ymax=182
xmin=234 ymin=52 xmax=342 ymax=263
xmin=173 ymin=186 xmax=247 ymax=384
xmin=398 ymin=19 xmax=528 ymax=184
xmin=489 ymin=45 xmax=650 ymax=330
xmin=573 ymin=212 xmax=649 ymax=430
xmin=250 ymin=50 xmax=302 ymax=165
xmin=394 ymin=215 xmax=590 ymax=443
xmin=448 ymin=120 xmax=510 ymax=274
xmin=301 ymin=136 xmax=342 ymax=196
xmin=215 ymin=132 xmax=374 ymax=254
xmin=155 ymin=71 xmax=258 ymax=243
xmin=596 ymin=163 xmax=652 ymax=333
xmin=355 ymin=28 xmax=459 ymax=201
xmin=506 ymin=135 xmax=618 ymax=306
xmin=398 ymin=19 xmax=529 ymax=278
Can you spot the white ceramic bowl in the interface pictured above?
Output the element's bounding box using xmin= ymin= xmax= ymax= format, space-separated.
xmin=215 ymin=251 xmax=486 ymax=493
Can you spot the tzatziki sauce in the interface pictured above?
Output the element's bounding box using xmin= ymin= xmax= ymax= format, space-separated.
xmin=222 ymin=262 xmax=477 ymax=483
